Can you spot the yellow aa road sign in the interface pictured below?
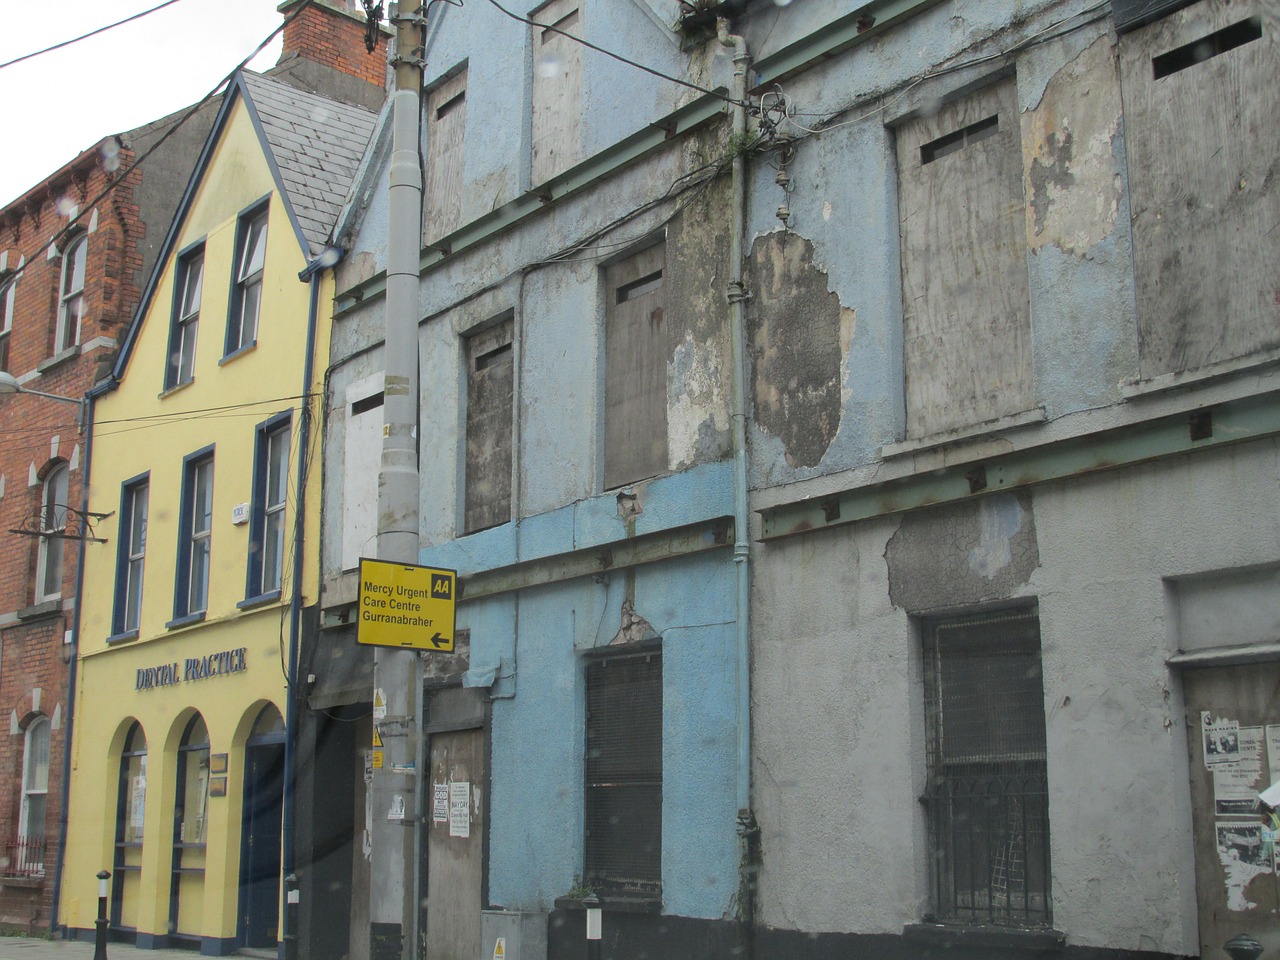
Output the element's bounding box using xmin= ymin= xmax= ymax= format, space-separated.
xmin=357 ymin=558 xmax=457 ymax=652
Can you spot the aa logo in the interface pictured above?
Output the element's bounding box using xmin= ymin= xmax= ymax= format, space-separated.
xmin=431 ymin=573 xmax=453 ymax=599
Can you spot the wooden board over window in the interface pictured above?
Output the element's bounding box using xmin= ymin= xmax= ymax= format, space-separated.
xmin=604 ymin=244 xmax=667 ymax=490
xmin=896 ymin=76 xmax=1033 ymax=438
xmin=1120 ymin=0 xmax=1279 ymax=379
xmin=425 ymin=67 xmax=467 ymax=243
xmin=464 ymin=316 xmax=514 ymax=534
xmin=530 ymin=0 xmax=583 ymax=186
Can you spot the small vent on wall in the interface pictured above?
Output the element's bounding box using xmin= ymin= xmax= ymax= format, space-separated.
xmin=1152 ymin=17 xmax=1262 ymax=79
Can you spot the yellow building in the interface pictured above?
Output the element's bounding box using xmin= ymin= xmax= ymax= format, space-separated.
xmin=60 ymin=72 xmax=374 ymax=954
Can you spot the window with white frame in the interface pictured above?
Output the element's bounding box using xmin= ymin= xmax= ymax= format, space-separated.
xmin=0 ymin=275 xmax=15 ymax=372
xmin=247 ymin=414 xmax=290 ymax=598
xmin=36 ymin=463 xmax=69 ymax=603
xmin=56 ymin=235 xmax=86 ymax=354
xmin=19 ymin=716 xmax=50 ymax=871
xmin=227 ymin=207 xmax=268 ymax=355
xmin=112 ymin=475 xmax=149 ymax=636
xmin=173 ymin=450 xmax=214 ymax=623
xmin=921 ymin=607 xmax=1051 ymax=927
xmin=167 ymin=246 xmax=204 ymax=388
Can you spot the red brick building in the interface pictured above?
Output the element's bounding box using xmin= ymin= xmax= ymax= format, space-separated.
xmin=0 ymin=0 xmax=384 ymax=933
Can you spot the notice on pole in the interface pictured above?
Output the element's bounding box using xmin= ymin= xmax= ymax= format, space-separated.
xmin=357 ymin=558 xmax=457 ymax=651
xmin=449 ymin=781 xmax=471 ymax=838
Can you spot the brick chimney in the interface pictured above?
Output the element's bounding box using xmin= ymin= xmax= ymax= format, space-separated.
xmin=275 ymin=0 xmax=389 ymax=92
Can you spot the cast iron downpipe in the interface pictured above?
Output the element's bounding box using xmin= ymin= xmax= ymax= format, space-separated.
xmin=718 ymin=14 xmax=758 ymax=946
xmin=49 ymin=389 xmax=98 ymax=937
xmin=281 ymin=260 xmax=327 ymax=960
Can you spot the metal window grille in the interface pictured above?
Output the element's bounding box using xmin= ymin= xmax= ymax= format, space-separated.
xmin=923 ymin=608 xmax=1051 ymax=926
xmin=584 ymin=649 xmax=661 ymax=892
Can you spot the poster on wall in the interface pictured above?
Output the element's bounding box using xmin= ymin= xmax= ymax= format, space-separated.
xmin=1215 ymin=726 xmax=1265 ymax=816
xmin=449 ymin=781 xmax=471 ymax=838
xmin=1216 ymin=822 xmax=1272 ymax=911
xmin=433 ymin=782 xmax=449 ymax=824
xmin=1204 ymin=712 xmax=1241 ymax=768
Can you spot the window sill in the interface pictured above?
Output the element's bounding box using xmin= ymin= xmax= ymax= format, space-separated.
xmin=880 ymin=407 xmax=1047 ymax=459
xmin=17 ymin=599 xmax=62 ymax=622
xmin=553 ymin=894 xmax=661 ymax=914
xmin=106 ymin=629 xmax=140 ymax=645
xmin=903 ymin=922 xmax=1065 ymax=952
xmin=0 ymin=875 xmax=45 ymax=888
xmin=165 ymin=611 xmax=206 ymax=631
xmin=1120 ymin=346 xmax=1280 ymax=400
xmin=237 ymin=590 xmax=282 ymax=611
xmin=218 ymin=340 xmax=258 ymax=365
xmin=36 ymin=346 xmax=78 ymax=374
xmin=159 ymin=378 xmax=195 ymax=399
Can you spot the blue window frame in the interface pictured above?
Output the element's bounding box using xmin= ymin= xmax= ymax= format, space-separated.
xmin=110 ymin=472 xmax=149 ymax=639
xmin=244 ymin=412 xmax=290 ymax=602
xmin=225 ymin=201 xmax=269 ymax=358
xmin=166 ymin=243 xmax=205 ymax=389
xmin=170 ymin=447 xmax=214 ymax=627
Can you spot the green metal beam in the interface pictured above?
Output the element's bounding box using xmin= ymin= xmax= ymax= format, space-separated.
xmin=458 ymin=516 xmax=734 ymax=602
xmin=750 ymin=0 xmax=947 ymax=91
xmin=759 ymin=391 xmax=1280 ymax=541
xmin=334 ymin=91 xmax=729 ymax=318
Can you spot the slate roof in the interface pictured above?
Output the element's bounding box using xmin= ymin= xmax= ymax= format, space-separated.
xmin=241 ymin=71 xmax=378 ymax=255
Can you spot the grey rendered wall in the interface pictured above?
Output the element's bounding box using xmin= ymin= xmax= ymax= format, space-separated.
xmin=751 ymin=437 xmax=1280 ymax=953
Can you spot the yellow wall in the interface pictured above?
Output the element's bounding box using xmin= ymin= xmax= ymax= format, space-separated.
xmin=61 ymin=94 xmax=331 ymax=947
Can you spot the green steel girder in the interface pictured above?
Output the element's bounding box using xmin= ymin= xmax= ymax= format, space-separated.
xmin=456 ymin=516 xmax=734 ymax=603
xmin=759 ymin=391 xmax=1280 ymax=541
xmin=750 ymin=0 xmax=947 ymax=91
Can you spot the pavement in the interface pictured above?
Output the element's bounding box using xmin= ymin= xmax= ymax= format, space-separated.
xmin=0 ymin=939 xmax=198 ymax=960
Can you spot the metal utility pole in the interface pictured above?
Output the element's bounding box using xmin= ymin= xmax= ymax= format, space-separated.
xmin=370 ymin=4 xmax=425 ymax=960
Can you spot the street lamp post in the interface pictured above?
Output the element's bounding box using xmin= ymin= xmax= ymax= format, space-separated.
xmin=0 ymin=371 xmax=86 ymax=430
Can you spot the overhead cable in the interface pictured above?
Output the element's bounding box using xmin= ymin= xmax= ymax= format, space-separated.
xmin=0 ymin=0 xmax=188 ymax=71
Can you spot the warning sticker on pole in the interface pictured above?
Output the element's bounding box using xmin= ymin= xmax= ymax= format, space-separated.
xmin=493 ymin=938 xmax=506 ymax=959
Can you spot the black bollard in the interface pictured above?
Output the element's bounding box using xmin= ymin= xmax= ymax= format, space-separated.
xmin=92 ymin=870 xmax=110 ymax=960
xmin=583 ymin=893 xmax=601 ymax=960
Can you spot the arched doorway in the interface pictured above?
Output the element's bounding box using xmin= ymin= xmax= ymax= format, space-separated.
xmin=112 ymin=722 xmax=147 ymax=939
xmin=239 ymin=705 xmax=285 ymax=949
xmin=170 ymin=714 xmax=210 ymax=946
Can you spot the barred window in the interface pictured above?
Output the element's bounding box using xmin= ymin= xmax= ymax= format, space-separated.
xmin=584 ymin=648 xmax=661 ymax=893
xmin=922 ymin=607 xmax=1051 ymax=926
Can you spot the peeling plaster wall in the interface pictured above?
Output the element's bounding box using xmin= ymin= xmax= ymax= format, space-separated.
xmin=751 ymin=437 xmax=1280 ymax=952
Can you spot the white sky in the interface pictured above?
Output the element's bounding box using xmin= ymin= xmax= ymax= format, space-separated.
xmin=0 ymin=0 xmax=287 ymax=208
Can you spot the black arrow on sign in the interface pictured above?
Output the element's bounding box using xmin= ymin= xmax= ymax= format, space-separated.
xmin=428 ymin=632 xmax=446 ymax=649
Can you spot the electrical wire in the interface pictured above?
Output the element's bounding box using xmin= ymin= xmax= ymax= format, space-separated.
xmin=0 ymin=0 xmax=189 ymax=71
xmin=480 ymin=0 xmax=750 ymax=108
xmin=765 ymin=2 xmax=1110 ymax=139
xmin=5 ymin=1 xmax=315 ymax=271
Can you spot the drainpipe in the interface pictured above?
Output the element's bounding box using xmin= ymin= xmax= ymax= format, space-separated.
xmin=49 ymin=389 xmax=98 ymax=937
xmin=281 ymin=258 xmax=328 ymax=960
xmin=370 ymin=3 xmax=424 ymax=960
xmin=717 ymin=14 xmax=757 ymax=940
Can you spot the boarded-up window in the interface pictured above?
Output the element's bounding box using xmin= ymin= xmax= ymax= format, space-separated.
xmin=342 ymin=374 xmax=383 ymax=571
xmin=896 ymin=76 xmax=1032 ymax=437
xmin=922 ymin=608 xmax=1051 ymax=927
xmin=1120 ymin=0 xmax=1279 ymax=379
xmin=425 ymin=67 xmax=467 ymax=243
xmin=585 ymin=648 xmax=661 ymax=893
xmin=530 ymin=0 xmax=582 ymax=185
xmin=464 ymin=317 xmax=514 ymax=534
xmin=604 ymin=244 xmax=667 ymax=490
